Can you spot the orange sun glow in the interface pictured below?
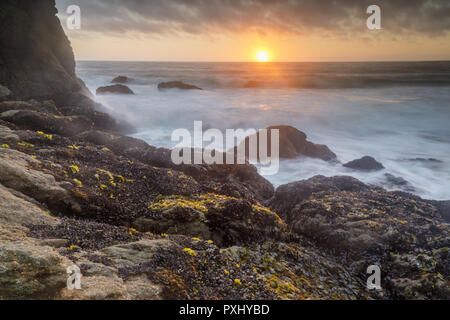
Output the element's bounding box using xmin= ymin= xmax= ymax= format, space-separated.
xmin=255 ymin=50 xmax=270 ymax=62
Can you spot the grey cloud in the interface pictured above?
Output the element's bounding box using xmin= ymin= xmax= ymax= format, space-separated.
xmin=55 ymin=0 xmax=450 ymax=37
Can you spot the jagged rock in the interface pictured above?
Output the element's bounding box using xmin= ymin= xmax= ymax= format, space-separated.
xmin=96 ymin=84 xmax=134 ymax=95
xmin=343 ymin=156 xmax=384 ymax=171
xmin=158 ymin=81 xmax=202 ymax=90
xmin=111 ymin=76 xmax=130 ymax=84
xmin=0 ymin=0 xmax=86 ymax=103
xmin=269 ymin=175 xmax=369 ymax=219
xmin=0 ymin=148 xmax=80 ymax=214
xmin=0 ymin=109 xmax=93 ymax=137
xmin=236 ymin=125 xmax=337 ymax=161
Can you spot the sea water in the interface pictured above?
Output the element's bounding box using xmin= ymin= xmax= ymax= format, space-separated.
xmin=76 ymin=61 xmax=450 ymax=200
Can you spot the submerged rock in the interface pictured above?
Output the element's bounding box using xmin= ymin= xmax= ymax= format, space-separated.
xmin=343 ymin=156 xmax=384 ymax=171
xmin=111 ymin=76 xmax=130 ymax=84
xmin=96 ymin=84 xmax=135 ymax=95
xmin=384 ymin=173 xmax=415 ymax=192
xmin=158 ymin=81 xmax=202 ymax=90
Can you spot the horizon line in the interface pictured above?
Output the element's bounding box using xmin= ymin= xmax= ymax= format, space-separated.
xmin=75 ymin=59 xmax=450 ymax=63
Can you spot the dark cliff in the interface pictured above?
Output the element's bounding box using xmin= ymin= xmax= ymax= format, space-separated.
xmin=0 ymin=0 xmax=84 ymax=103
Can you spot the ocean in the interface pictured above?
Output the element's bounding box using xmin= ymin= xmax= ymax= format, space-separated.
xmin=76 ymin=61 xmax=450 ymax=200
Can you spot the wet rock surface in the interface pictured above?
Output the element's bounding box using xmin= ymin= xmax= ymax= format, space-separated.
xmin=96 ymin=84 xmax=135 ymax=95
xmin=270 ymin=176 xmax=450 ymax=299
xmin=237 ymin=125 xmax=337 ymax=161
xmin=158 ymin=81 xmax=203 ymax=90
xmin=112 ymin=76 xmax=131 ymax=84
xmin=343 ymin=156 xmax=384 ymax=171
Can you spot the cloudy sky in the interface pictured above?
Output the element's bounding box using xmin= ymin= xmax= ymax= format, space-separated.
xmin=55 ymin=0 xmax=450 ymax=61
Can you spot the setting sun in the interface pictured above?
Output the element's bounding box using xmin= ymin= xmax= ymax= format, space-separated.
xmin=256 ymin=50 xmax=270 ymax=62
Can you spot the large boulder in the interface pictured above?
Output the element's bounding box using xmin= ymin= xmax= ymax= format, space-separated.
xmin=286 ymin=185 xmax=450 ymax=299
xmin=269 ymin=175 xmax=369 ymax=220
xmin=236 ymin=125 xmax=337 ymax=161
xmin=134 ymin=194 xmax=286 ymax=247
xmin=343 ymin=156 xmax=384 ymax=171
xmin=0 ymin=241 xmax=69 ymax=299
xmin=0 ymin=148 xmax=80 ymax=214
xmin=0 ymin=182 xmax=69 ymax=300
xmin=0 ymin=0 xmax=86 ymax=103
xmin=158 ymin=81 xmax=202 ymax=90
xmin=96 ymin=84 xmax=134 ymax=95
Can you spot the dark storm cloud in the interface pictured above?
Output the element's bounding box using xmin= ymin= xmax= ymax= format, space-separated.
xmin=55 ymin=0 xmax=450 ymax=37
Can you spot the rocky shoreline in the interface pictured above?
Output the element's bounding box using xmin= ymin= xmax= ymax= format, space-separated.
xmin=0 ymin=0 xmax=448 ymax=300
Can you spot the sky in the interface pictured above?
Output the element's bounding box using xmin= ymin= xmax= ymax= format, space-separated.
xmin=55 ymin=0 xmax=450 ymax=62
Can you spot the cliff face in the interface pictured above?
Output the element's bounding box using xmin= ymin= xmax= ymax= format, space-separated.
xmin=0 ymin=0 xmax=83 ymax=103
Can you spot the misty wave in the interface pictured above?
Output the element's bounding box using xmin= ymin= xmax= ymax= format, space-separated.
xmin=76 ymin=61 xmax=450 ymax=200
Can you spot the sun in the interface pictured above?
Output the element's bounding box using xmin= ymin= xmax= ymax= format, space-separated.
xmin=255 ymin=50 xmax=270 ymax=62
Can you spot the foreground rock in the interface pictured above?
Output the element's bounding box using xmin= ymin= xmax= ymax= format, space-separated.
xmin=270 ymin=175 xmax=450 ymax=299
xmin=237 ymin=125 xmax=337 ymax=161
xmin=158 ymin=81 xmax=202 ymax=90
xmin=96 ymin=84 xmax=135 ymax=95
xmin=134 ymin=194 xmax=286 ymax=247
xmin=0 ymin=148 xmax=80 ymax=214
xmin=0 ymin=109 xmax=93 ymax=137
xmin=343 ymin=156 xmax=384 ymax=171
